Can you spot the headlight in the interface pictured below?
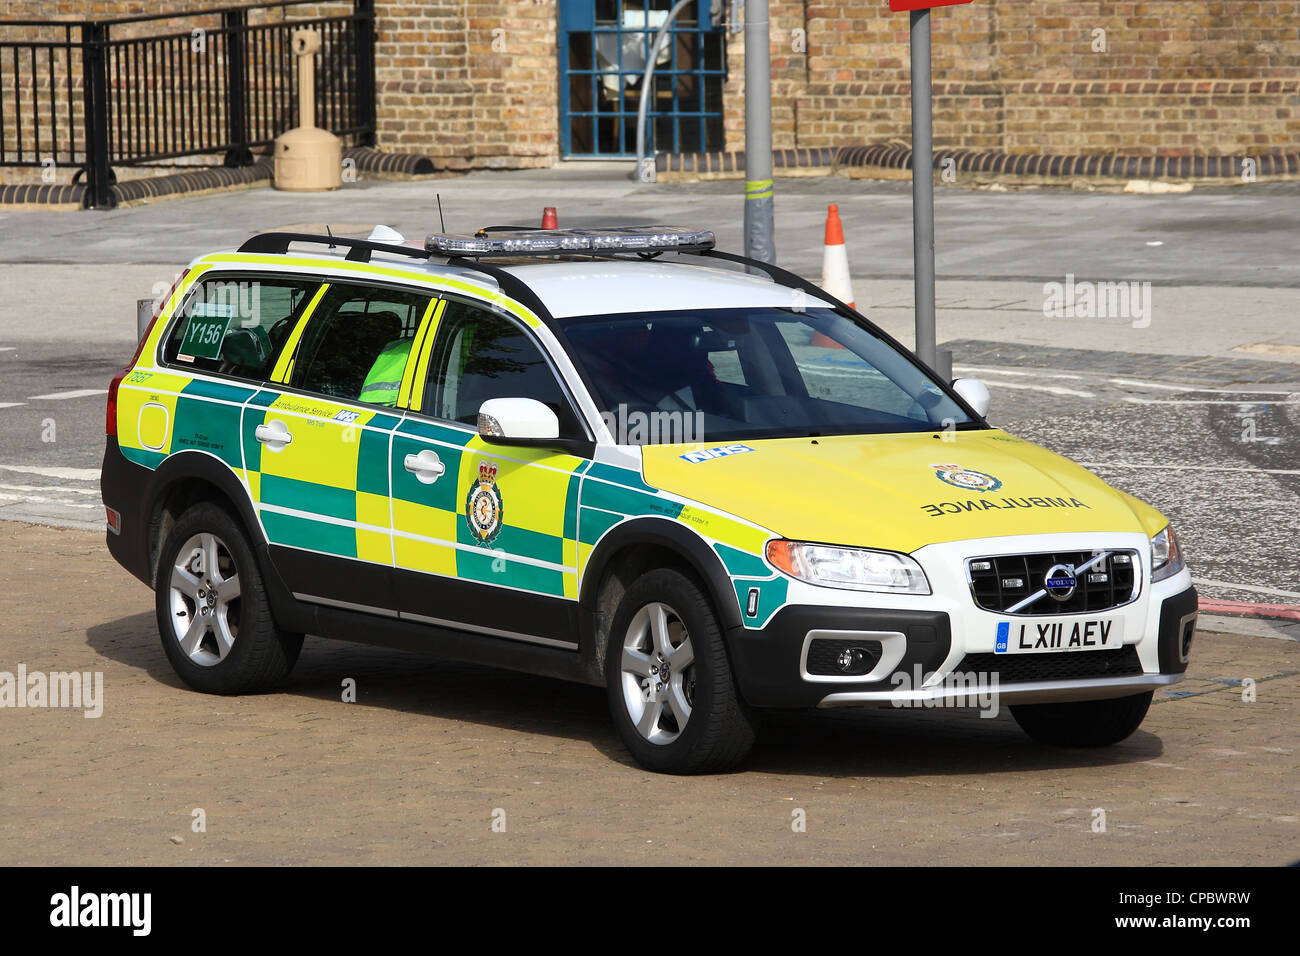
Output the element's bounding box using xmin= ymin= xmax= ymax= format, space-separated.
xmin=1151 ymin=525 xmax=1185 ymax=582
xmin=766 ymin=540 xmax=931 ymax=594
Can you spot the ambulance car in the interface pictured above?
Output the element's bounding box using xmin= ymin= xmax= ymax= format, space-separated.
xmin=102 ymin=226 xmax=1197 ymax=773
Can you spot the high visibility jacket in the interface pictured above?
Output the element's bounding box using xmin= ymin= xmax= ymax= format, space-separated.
xmin=359 ymin=337 xmax=412 ymax=406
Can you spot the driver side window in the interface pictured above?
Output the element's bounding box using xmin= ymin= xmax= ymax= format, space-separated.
xmin=423 ymin=299 xmax=582 ymax=435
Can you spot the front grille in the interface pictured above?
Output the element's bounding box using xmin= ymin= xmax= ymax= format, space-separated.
xmin=956 ymin=645 xmax=1144 ymax=683
xmin=967 ymin=549 xmax=1139 ymax=615
xmin=805 ymin=638 xmax=882 ymax=677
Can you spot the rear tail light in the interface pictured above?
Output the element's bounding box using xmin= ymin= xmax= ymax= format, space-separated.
xmin=107 ymin=268 xmax=190 ymax=438
xmin=106 ymin=371 xmax=125 ymax=436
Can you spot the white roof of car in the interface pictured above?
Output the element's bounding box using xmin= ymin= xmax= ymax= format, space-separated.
xmin=497 ymin=259 xmax=837 ymax=319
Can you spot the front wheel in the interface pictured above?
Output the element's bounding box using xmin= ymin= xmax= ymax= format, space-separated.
xmin=605 ymin=568 xmax=757 ymax=774
xmin=1010 ymin=691 xmax=1153 ymax=747
xmin=154 ymin=501 xmax=302 ymax=695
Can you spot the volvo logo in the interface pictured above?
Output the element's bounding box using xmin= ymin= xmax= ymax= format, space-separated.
xmin=1044 ymin=563 xmax=1077 ymax=601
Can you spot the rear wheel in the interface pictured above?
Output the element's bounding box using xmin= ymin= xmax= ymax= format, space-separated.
xmin=155 ymin=502 xmax=301 ymax=694
xmin=605 ymin=568 xmax=757 ymax=774
xmin=1010 ymin=691 xmax=1153 ymax=747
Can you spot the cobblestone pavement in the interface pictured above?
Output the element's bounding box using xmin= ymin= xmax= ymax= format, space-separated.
xmin=1 ymin=524 xmax=1294 ymax=866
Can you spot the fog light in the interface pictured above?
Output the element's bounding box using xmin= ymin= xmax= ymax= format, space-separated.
xmin=837 ymin=648 xmax=864 ymax=672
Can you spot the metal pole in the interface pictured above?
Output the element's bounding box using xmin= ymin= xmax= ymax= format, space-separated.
xmin=355 ymin=0 xmax=377 ymax=146
xmin=81 ymin=21 xmax=114 ymax=209
xmin=634 ymin=0 xmax=693 ymax=183
xmin=743 ymin=0 xmax=774 ymax=264
xmin=910 ymin=8 xmax=936 ymax=369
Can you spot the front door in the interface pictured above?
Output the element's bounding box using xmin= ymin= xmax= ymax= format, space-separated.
xmin=390 ymin=296 xmax=591 ymax=648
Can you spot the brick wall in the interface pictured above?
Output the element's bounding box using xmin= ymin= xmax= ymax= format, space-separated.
xmin=3 ymin=0 xmax=1295 ymax=187
xmin=733 ymin=0 xmax=1300 ymax=157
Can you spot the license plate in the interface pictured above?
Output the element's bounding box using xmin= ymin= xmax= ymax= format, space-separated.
xmin=995 ymin=617 xmax=1124 ymax=654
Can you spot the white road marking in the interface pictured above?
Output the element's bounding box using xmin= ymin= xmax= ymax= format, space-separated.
xmin=952 ymin=364 xmax=1087 ymax=381
xmin=0 ymin=492 xmax=98 ymax=509
xmin=1122 ymin=396 xmax=1299 ymax=405
xmin=1108 ymin=379 xmax=1194 ymax=391
xmin=0 ymin=402 xmax=25 ymax=409
xmin=978 ymin=379 xmax=1096 ymax=398
xmin=26 ymin=388 xmax=108 ymax=401
xmin=1192 ymin=578 xmax=1300 ymax=600
xmin=0 ymin=347 xmax=15 ymax=352
xmin=1079 ymin=461 xmax=1300 ymax=476
xmin=0 ymin=482 xmax=100 ymax=495
xmin=0 ymin=465 xmax=101 ymax=481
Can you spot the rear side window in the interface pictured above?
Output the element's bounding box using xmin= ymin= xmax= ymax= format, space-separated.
xmin=290 ymin=283 xmax=433 ymax=406
xmin=164 ymin=275 xmax=318 ymax=382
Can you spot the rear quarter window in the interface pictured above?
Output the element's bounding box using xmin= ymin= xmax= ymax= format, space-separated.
xmin=163 ymin=274 xmax=319 ymax=382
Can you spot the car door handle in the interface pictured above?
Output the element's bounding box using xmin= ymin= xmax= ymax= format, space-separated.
xmin=404 ymin=450 xmax=445 ymax=484
xmin=254 ymin=420 xmax=293 ymax=451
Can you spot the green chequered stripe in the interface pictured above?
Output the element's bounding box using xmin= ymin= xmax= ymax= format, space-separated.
xmin=714 ymin=542 xmax=771 ymax=578
xmin=121 ymin=446 xmax=167 ymax=470
xmin=356 ymin=426 xmax=391 ymax=497
xmin=261 ymin=509 xmax=357 ymax=558
xmin=182 ymin=378 xmax=257 ymax=404
xmin=171 ymin=394 xmax=243 ymax=467
xmin=261 ymin=473 xmax=357 ymax=522
xmin=390 ymin=435 xmax=464 ymax=512
xmin=455 ymin=549 xmax=566 ymax=595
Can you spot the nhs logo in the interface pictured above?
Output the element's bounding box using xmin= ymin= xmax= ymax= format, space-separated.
xmin=679 ymin=444 xmax=754 ymax=464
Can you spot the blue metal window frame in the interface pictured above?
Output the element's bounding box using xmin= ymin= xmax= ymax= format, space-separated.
xmin=557 ymin=0 xmax=726 ymax=158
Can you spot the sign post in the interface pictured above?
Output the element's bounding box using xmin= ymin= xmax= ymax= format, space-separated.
xmin=744 ymin=0 xmax=775 ymax=265
xmin=889 ymin=0 xmax=972 ymax=377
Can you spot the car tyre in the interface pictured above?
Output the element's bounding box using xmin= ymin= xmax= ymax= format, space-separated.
xmin=605 ymin=567 xmax=757 ymax=774
xmin=155 ymin=501 xmax=302 ymax=694
xmin=1010 ymin=691 xmax=1153 ymax=747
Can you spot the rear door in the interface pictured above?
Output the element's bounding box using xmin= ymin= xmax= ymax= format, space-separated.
xmin=242 ymin=280 xmax=438 ymax=614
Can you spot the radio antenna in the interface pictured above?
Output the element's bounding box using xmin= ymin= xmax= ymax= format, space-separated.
xmin=436 ymin=194 xmax=447 ymax=233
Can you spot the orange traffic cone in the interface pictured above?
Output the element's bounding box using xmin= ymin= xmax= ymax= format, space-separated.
xmin=814 ymin=204 xmax=853 ymax=347
xmin=541 ymin=207 xmax=558 ymax=230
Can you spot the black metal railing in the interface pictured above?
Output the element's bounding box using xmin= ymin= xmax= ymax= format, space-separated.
xmin=0 ymin=0 xmax=375 ymax=208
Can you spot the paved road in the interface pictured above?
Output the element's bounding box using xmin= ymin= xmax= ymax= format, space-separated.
xmin=0 ymin=523 xmax=1295 ymax=866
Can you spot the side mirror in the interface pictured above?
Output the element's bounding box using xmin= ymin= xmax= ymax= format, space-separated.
xmin=951 ymin=378 xmax=990 ymax=418
xmin=477 ymin=397 xmax=559 ymax=443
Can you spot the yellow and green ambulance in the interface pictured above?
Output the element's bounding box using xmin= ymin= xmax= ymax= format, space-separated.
xmin=103 ymin=226 xmax=1196 ymax=773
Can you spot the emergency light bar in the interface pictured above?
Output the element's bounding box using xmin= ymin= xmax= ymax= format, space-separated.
xmin=425 ymin=226 xmax=715 ymax=258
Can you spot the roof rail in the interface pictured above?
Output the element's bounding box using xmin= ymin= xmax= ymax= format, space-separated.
xmin=692 ymin=248 xmax=851 ymax=311
xmin=237 ymin=232 xmax=432 ymax=263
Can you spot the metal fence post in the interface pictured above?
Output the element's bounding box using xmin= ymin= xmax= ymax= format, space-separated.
xmin=223 ymin=8 xmax=252 ymax=165
xmin=355 ymin=0 xmax=376 ymax=146
xmin=80 ymin=21 xmax=114 ymax=209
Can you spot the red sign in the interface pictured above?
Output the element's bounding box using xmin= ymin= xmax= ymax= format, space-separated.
xmin=889 ymin=0 xmax=974 ymax=10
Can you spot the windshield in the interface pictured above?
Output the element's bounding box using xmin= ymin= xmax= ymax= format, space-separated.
xmin=558 ymin=306 xmax=980 ymax=444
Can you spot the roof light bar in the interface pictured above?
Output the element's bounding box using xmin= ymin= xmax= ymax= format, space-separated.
xmin=425 ymin=226 xmax=715 ymax=258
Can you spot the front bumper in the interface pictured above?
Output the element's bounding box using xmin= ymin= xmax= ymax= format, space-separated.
xmin=725 ymin=531 xmax=1198 ymax=709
